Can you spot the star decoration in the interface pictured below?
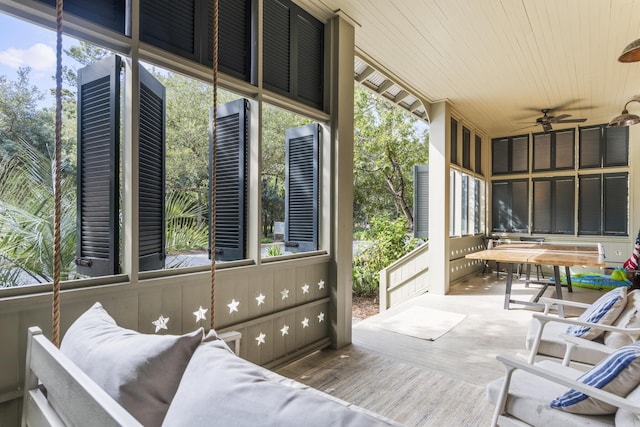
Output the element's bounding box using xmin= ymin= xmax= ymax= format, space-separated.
xmin=318 ymin=279 xmax=325 ymax=290
xmin=280 ymin=325 xmax=290 ymax=336
xmin=301 ymin=283 xmax=310 ymax=294
xmin=152 ymin=315 xmax=169 ymax=333
xmin=317 ymin=312 xmax=325 ymax=323
xmin=193 ymin=306 xmax=208 ymax=322
xmin=227 ymin=299 xmax=240 ymax=313
xmin=301 ymin=317 xmax=310 ymax=328
xmin=256 ymin=332 xmax=266 ymax=346
xmin=281 ymin=288 xmax=289 ymax=300
xmin=256 ymin=293 xmax=266 ymax=306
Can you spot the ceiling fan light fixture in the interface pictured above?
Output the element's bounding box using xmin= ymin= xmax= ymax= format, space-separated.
xmin=609 ymin=100 xmax=640 ymax=127
xmin=619 ymin=38 xmax=640 ymax=62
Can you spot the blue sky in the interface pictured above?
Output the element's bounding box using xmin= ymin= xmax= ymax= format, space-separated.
xmin=0 ymin=13 xmax=80 ymax=106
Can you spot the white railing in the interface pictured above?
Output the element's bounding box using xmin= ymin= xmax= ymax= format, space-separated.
xmin=378 ymin=236 xmax=485 ymax=311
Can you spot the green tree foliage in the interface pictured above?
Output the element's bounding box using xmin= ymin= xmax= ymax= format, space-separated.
xmin=0 ymin=68 xmax=53 ymax=160
xmin=0 ymin=138 xmax=76 ymax=287
xmin=352 ymin=216 xmax=419 ymax=297
xmin=353 ymin=85 xmax=428 ymax=230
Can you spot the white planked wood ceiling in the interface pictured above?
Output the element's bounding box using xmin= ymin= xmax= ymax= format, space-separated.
xmin=297 ymin=0 xmax=640 ymax=137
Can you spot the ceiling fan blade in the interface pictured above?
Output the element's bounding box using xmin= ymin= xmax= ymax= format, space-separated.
xmin=550 ymin=114 xmax=570 ymax=122
xmin=556 ymin=118 xmax=587 ymax=123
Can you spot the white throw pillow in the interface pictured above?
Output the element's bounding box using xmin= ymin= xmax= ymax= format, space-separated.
xmin=60 ymin=302 xmax=203 ymax=427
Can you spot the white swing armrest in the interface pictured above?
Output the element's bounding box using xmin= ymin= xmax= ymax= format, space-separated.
xmin=218 ymin=330 xmax=241 ymax=356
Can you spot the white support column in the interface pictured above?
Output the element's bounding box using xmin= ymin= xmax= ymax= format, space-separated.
xmin=429 ymin=101 xmax=451 ymax=294
xmin=122 ymin=0 xmax=140 ymax=281
xmin=328 ymin=15 xmax=355 ymax=348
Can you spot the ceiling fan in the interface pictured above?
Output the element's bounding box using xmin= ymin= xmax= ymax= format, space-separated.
xmin=521 ymin=108 xmax=587 ymax=133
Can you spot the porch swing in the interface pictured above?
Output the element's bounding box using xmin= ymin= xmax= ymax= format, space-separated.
xmin=20 ymin=1 xmax=399 ymax=425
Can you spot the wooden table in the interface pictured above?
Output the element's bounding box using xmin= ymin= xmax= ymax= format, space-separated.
xmin=466 ymin=243 xmax=605 ymax=317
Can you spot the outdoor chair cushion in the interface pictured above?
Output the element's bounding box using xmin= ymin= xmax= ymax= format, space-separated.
xmin=551 ymin=342 xmax=640 ymax=414
xmin=486 ymin=360 xmax=614 ymax=426
xmin=60 ymin=302 xmax=203 ymax=427
xmin=605 ymin=290 xmax=640 ymax=348
xmin=566 ymin=287 xmax=627 ymax=340
xmin=526 ymin=320 xmax=609 ymax=366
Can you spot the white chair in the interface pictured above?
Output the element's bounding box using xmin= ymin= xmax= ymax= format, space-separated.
xmin=486 ymin=353 xmax=640 ymax=427
xmin=526 ymin=291 xmax=640 ymax=367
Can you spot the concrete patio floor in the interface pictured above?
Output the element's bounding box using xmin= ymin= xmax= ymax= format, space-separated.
xmin=278 ymin=271 xmax=607 ymax=425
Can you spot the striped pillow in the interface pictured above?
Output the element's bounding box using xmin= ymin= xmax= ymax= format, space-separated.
xmin=551 ymin=341 xmax=640 ymax=414
xmin=566 ymin=287 xmax=627 ymax=340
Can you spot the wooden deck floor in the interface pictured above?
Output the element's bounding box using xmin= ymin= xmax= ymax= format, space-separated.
xmin=277 ymin=272 xmax=605 ymax=426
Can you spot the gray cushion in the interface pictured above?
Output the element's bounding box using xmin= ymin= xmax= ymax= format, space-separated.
xmin=60 ymin=302 xmax=203 ymax=427
xmin=615 ymin=384 xmax=640 ymax=426
xmin=526 ymin=320 xmax=609 ymax=365
xmin=163 ymin=331 xmax=400 ymax=427
xmin=486 ymin=361 xmax=614 ymax=427
xmin=605 ymin=290 xmax=640 ymax=348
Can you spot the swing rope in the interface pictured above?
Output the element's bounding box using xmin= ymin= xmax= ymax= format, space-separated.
xmin=210 ymin=0 xmax=219 ymax=330
xmin=52 ymin=0 xmax=63 ymax=348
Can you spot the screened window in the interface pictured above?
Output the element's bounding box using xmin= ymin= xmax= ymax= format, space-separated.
xmin=492 ymin=135 xmax=528 ymax=174
xmin=532 ymin=129 xmax=574 ymax=171
xmin=532 ymin=177 xmax=575 ymax=234
xmin=578 ymin=173 xmax=628 ymax=236
xmin=462 ymin=127 xmax=471 ymax=170
xmin=450 ymin=118 xmax=458 ymax=165
xmin=475 ymin=135 xmax=482 ymax=174
xmin=579 ymin=124 xmax=628 ymax=168
xmin=491 ymin=179 xmax=528 ymax=232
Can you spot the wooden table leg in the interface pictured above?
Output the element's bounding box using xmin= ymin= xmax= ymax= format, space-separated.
xmin=565 ymin=266 xmax=573 ymax=292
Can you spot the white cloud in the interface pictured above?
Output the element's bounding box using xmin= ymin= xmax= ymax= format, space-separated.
xmin=0 ymin=43 xmax=56 ymax=71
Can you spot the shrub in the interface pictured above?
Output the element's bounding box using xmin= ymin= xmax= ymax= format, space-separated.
xmin=352 ymin=216 xmax=419 ymax=297
xmin=265 ymin=244 xmax=282 ymax=257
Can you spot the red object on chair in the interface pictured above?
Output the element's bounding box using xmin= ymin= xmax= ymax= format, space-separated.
xmin=624 ymin=229 xmax=640 ymax=271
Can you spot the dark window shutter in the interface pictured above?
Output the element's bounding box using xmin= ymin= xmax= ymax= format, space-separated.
xmin=285 ymin=123 xmax=319 ymax=251
xmin=604 ymin=126 xmax=629 ymax=167
xmin=511 ymin=180 xmax=528 ymax=231
xmin=76 ymin=55 xmax=121 ymax=277
xmin=512 ymin=136 xmax=528 ymax=172
xmin=492 ymin=138 xmax=508 ymax=174
xmin=554 ymin=177 xmax=575 ymax=234
xmin=140 ymin=0 xmax=197 ymax=61
xmin=462 ymin=127 xmax=471 ymax=169
xmin=555 ymin=130 xmax=575 ymax=170
xmin=475 ymin=135 xmax=482 ymax=174
xmin=603 ymin=173 xmax=628 ymax=235
xmin=207 ymin=0 xmax=253 ymax=82
xmin=474 ymin=178 xmax=480 ymax=233
xmin=295 ymin=6 xmax=324 ymax=109
xmin=413 ymin=165 xmax=429 ymax=239
xmin=491 ymin=181 xmax=509 ymax=231
xmin=579 ymin=126 xmax=601 ymax=168
xmin=450 ymin=118 xmax=458 ymax=164
xmin=209 ymin=99 xmax=249 ymax=261
xmin=138 ymin=65 xmax=166 ymax=271
xmin=578 ymin=174 xmax=601 ymax=235
xmin=533 ymin=179 xmax=551 ymax=233
xmin=263 ymin=0 xmax=291 ymax=94
xmin=533 ymin=133 xmax=551 ymax=171
xmin=36 ymin=0 xmax=126 ymax=33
